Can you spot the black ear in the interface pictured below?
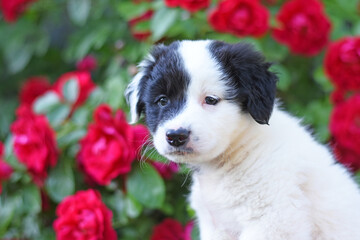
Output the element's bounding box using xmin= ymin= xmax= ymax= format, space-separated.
xmin=209 ymin=41 xmax=278 ymax=125
xmin=244 ymin=59 xmax=278 ymax=125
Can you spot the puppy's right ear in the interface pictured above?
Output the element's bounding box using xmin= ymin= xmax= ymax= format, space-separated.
xmin=125 ymin=71 xmax=145 ymax=124
xmin=125 ymin=44 xmax=167 ymax=123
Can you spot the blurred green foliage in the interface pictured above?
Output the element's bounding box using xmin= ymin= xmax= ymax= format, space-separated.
xmin=0 ymin=0 xmax=359 ymax=239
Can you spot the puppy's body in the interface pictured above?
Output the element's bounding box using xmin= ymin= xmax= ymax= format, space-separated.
xmin=126 ymin=40 xmax=360 ymax=240
xmin=191 ymin=108 xmax=360 ymax=240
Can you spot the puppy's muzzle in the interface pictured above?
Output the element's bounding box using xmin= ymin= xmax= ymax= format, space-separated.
xmin=166 ymin=128 xmax=190 ymax=147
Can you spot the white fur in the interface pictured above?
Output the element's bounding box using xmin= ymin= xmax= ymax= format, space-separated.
xmin=128 ymin=40 xmax=360 ymax=240
xmin=125 ymin=71 xmax=143 ymax=124
xmin=189 ymin=108 xmax=360 ymax=240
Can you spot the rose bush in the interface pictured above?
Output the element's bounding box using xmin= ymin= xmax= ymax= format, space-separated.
xmin=53 ymin=189 xmax=117 ymax=240
xmin=0 ymin=0 xmax=359 ymax=239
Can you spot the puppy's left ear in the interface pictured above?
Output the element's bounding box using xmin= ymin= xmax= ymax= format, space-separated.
xmin=245 ymin=61 xmax=278 ymax=125
xmin=210 ymin=41 xmax=278 ymax=125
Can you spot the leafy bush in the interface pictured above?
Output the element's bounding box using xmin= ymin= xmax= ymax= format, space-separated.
xmin=0 ymin=0 xmax=359 ymax=239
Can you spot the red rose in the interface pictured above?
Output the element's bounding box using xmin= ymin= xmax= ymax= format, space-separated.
xmin=19 ymin=76 xmax=51 ymax=106
xmin=0 ymin=0 xmax=35 ymax=22
xmin=208 ymin=0 xmax=269 ymax=38
xmin=54 ymin=189 xmax=117 ymax=240
xmin=329 ymin=95 xmax=360 ymax=171
xmin=76 ymin=55 xmax=98 ymax=72
xmin=53 ymin=71 xmax=96 ymax=111
xmin=152 ymin=161 xmax=179 ymax=179
xmin=272 ymin=0 xmax=331 ymax=56
xmin=164 ymin=0 xmax=179 ymax=7
xmin=128 ymin=10 xmax=153 ymax=41
xmin=332 ymin=143 xmax=360 ymax=172
xmin=182 ymin=0 xmax=210 ymax=12
xmin=165 ymin=0 xmax=210 ymax=12
xmin=10 ymin=106 xmax=58 ymax=185
xmin=77 ymin=104 xmax=149 ymax=185
xmin=325 ymin=37 xmax=360 ymax=93
xmin=0 ymin=142 xmax=13 ymax=194
xmin=151 ymin=218 xmax=193 ymax=240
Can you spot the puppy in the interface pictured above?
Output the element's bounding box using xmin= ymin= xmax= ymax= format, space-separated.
xmin=125 ymin=40 xmax=360 ymax=240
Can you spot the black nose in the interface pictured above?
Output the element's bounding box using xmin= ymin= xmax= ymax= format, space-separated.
xmin=166 ymin=128 xmax=190 ymax=147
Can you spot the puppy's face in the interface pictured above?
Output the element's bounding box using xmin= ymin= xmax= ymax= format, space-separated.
xmin=126 ymin=40 xmax=277 ymax=164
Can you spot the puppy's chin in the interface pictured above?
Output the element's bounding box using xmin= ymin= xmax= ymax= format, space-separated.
xmin=163 ymin=148 xmax=198 ymax=163
xmin=157 ymin=144 xmax=226 ymax=165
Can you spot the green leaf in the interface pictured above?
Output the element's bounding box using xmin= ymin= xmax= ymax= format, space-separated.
xmin=271 ymin=64 xmax=291 ymax=91
xmin=38 ymin=228 xmax=56 ymax=240
xmin=105 ymin=190 xmax=129 ymax=225
xmin=71 ymin=106 xmax=90 ymax=126
xmin=23 ymin=214 xmax=40 ymax=238
xmin=67 ymin=0 xmax=91 ymax=26
xmin=21 ymin=184 xmax=41 ymax=214
xmin=116 ymin=1 xmax=151 ymax=19
xmin=354 ymin=21 xmax=360 ymax=35
xmin=105 ymin=75 xmax=127 ymax=109
xmin=86 ymin=87 xmax=105 ymax=106
xmin=260 ymin=35 xmax=289 ymax=62
xmin=34 ymin=33 xmax=50 ymax=57
xmin=45 ymin=158 xmax=75 ymax=203
xmin=191 ymin=223 xmax=200 ymax=240
xmin=126 ymin=163 xmax=165 ymax=209
xmin=4 ymin=39 xmax=33 ymax=74
xmin=125 ymin=194 xmax=143 ymax=218
xmin=46 ymin=104 xmax=71 ymax=127
xmin=314 ymin=66 xmax=333 ymax=92
xmin=33 ymin=92 xmax=61 ymax=114
xmin=0 ymin=195 xmax=20 ymax=237
xmin=57 ymin=128 xmax=86 ymax=148
xmin=4 ymin=135 xmax=27 ymax=171
xmin=64 ymin=23 xmax=114 ymax=61
xmin=151 ymin=8 xmax=179 ymax=41
xmin=62 ymin=78 xmax=79 ymax=104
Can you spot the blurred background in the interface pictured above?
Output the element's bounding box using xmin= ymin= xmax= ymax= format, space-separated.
xmin=0 ymin=0 xmax=359 ymax=239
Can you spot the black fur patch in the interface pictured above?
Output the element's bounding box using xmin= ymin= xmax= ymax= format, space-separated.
xmin=136 ymin=41 xmax=190 ymax=132
xmin=208 ymin=41 xmax=278 ymax=124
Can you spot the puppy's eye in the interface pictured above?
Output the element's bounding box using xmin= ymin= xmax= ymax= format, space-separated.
xmin=205 ymin=96 xmax=220 ymax=105
xmin=156 ymin=96 xmax=169 ymax=107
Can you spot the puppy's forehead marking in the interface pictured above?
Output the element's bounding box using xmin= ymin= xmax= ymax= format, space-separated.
xmin=178 ymin=40 xmax=226 ymax=98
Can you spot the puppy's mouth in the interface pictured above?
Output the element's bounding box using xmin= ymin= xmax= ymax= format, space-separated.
xmin=166 ymin=147 xmax=194 ymax=157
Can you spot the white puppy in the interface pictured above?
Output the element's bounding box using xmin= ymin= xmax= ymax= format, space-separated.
xmin=126 ymin=40 xmax=360 ymax=240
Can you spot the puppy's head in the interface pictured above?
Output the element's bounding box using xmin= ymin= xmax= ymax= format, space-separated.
xmin=126 ymin=40 xmax=277 ymax=164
